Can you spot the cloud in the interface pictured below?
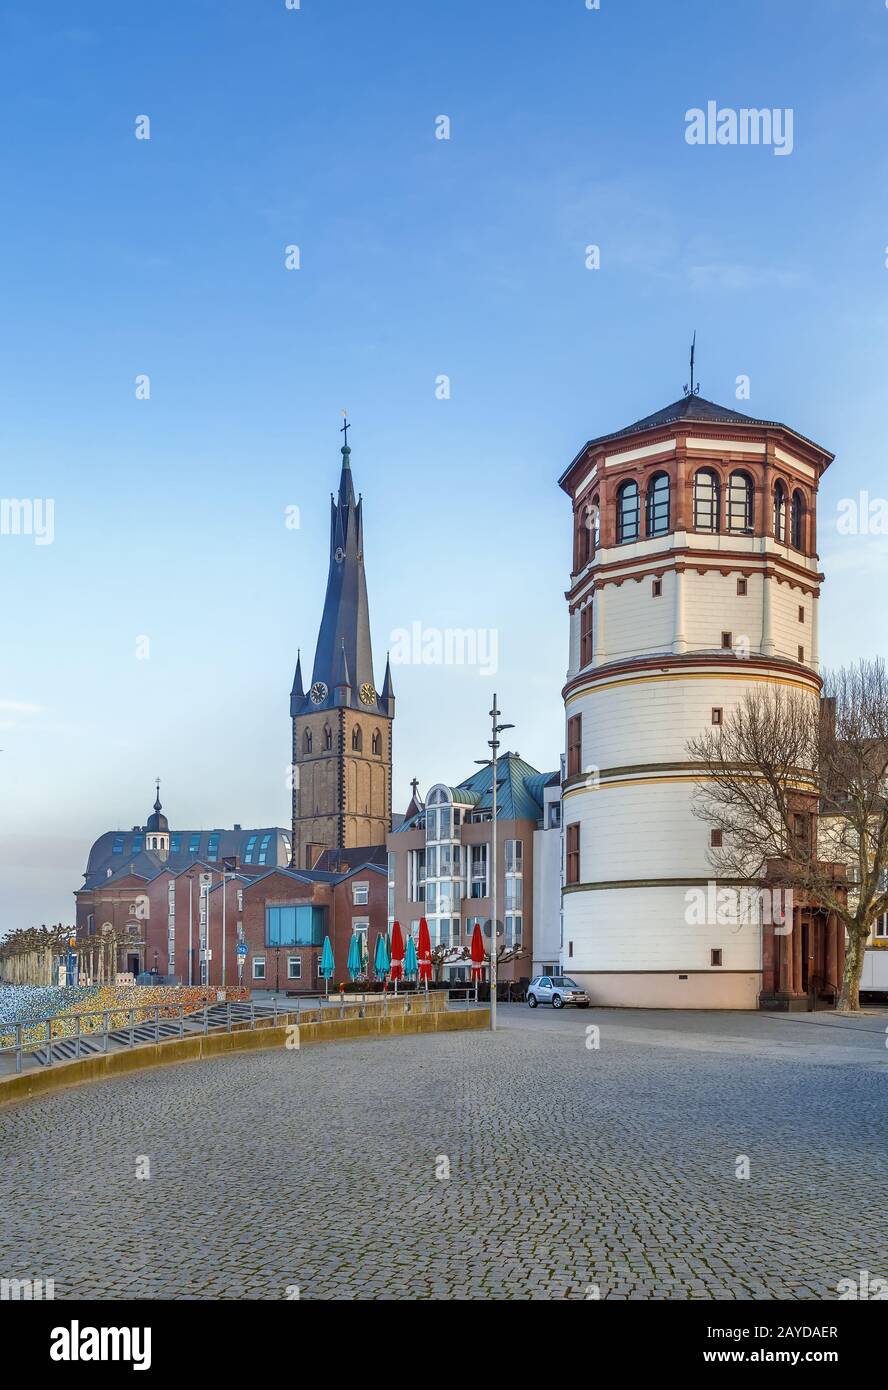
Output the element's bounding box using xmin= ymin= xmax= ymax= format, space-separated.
xmin=686 ymin=263 xmax=805 ymax=292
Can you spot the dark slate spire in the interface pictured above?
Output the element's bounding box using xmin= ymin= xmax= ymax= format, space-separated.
xmin=304 ymin=429 xmax=380 ymax=712
xmin=381 ymin=651 xmax=395 ymax=716
xmin=289 ymin=650 xmax=304 ymax=718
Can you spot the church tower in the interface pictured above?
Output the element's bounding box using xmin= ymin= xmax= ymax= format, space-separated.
xmin=290 ymin=426 xmax=394 ymax=869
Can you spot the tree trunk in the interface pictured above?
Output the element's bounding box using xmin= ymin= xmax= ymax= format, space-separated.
xmin=837 ymin=924 xmax=867 ymax=1013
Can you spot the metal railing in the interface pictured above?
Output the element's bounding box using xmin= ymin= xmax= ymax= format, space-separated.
xmin=0 ymin=988 xmax=483 ymax=1075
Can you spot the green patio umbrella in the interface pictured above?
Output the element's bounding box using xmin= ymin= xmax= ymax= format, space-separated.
xmin=374 ymin=931 xmax=390 ymax=982
xmin=347 ymin=933 xmax=363 ymax=982
xmin=319 ymin=935 xmax=335 ymax=998
xmin=404 ymin=934 xmax=418 ymax=982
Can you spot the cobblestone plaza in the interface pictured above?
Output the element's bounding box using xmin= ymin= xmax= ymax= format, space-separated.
xmin=1 ymin=1008 xmax=885 ymax=1300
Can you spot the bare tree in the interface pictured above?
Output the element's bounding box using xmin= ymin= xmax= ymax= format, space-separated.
xmin=688 ymin=660 xmax=888 ymax=1012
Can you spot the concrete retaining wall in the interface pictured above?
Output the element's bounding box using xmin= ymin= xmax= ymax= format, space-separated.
xmin=0 ymin=1000 xmax=488 ymax=1110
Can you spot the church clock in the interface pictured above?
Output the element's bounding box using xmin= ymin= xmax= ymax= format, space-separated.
xmin=310 ymin=681 xmax=328 ymax=705
xmin=359 ymin=682 xmax=376 ymax=705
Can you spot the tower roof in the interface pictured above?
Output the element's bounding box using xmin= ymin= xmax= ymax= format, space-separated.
xmin=559 ymin=392 xmax=833 ymax=490
xmin=293 ymin=428 xmax=384 ymax=715
xmin=145 ymin=781 xmax=168 ymax=833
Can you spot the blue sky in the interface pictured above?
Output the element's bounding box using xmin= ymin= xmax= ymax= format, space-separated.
xmin=2 ymin=0 xmax=887 ymax=928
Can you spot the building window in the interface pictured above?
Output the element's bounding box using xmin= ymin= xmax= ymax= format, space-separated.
xmin=207 ymin=834 xmax=220 ymax=862
xmin=616 ymin=480 xmax=640 ymax=543
xmin=470 ymin=844 xmax=488 ymax=898
xmin=287 ymin=956 xmax=302 ymax=980
xmin=252 ymin=957 xmax=266 ymax=980
xmin=711 ymin=949 xmax=723 ymax=967
xmin=303 ymin=729 xmax=312 ymax=754
xmin=693 ymin=469 xmax=720 ymax=532
xmin=774 ymin=481 xmax=787 ymax=542
xmin=791 ymin=491 xmax=804 ymax=549
xmin=258 ymin=833 xmax=272 ymax=865
xmin=652 ymin=577 xmax=662 ymax=598
xmin=737 ymin=577 xmax=748 ymax=596
xmin=727 ymin=472 xmax=754 ymax=533
xmin=548 ymin=801 xmax=561 ymax=829
xmin=711 ymin=707 xmax=723 ymax=726
xmin=792 ymin=812 xmax=811 ymax=850
xmin=323 ymin=725 xmax=332 ymax=751
xmin=352 ymin=725 xmax=362 ymax=752
xmin=188 ymin=834 xmax=200 ymax=854
xmin=505 ymin=914 xmax=523 ymax=947
xmin=721 ymin=632 xmax=733 ymax=650
xmin=353 ymin=881 xmax=369 ymax=906
xmin=566 ymin=823 xmax=580 ymax=885
xmin=646 ymin=472 xmax=670 ymax=537
xmin=710 ymin=829 xmax=723 ymax=848
xmin=798 ymin=645 xmax=805 ymax=663
xmin=372 ymin=729 xmax=381 ymax=756
xmin=244 ymin=835 xmax=257 ymax=864
xmin=408 ymin=849 xmax=426 ymax=902
xmin=580 ymin=603 xmax=593 ymax=667
xmin=567 ymin=714 xmax=582 ymax=778
xmin=265 ymin=905 xmax=327 ymax=947
xmin=798 ymin=605 xmax=805 ymax=623
xmin=505 ymin=839 xmax=523 ymax=873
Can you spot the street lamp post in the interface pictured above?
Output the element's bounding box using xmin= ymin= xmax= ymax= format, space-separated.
xmin=475 ymin=692 xmax=514 ymax=1033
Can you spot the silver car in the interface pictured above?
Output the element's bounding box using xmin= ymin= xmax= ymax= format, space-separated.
xmin=527 ymin=974 xmax=590 ymax=1009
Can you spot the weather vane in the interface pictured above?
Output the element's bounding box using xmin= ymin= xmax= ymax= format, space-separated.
xmin=683 ymin=332 xmax=700 ymax=398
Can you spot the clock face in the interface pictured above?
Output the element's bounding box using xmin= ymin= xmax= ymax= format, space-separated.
xmin=310 ymin=681 xmax=328 ymax=705
xmin=359 ymin=682 xmax=376 ymax=706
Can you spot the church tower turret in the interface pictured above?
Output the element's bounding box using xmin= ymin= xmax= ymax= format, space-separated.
xmin=290 ymin=424 xmax=393 ymax=869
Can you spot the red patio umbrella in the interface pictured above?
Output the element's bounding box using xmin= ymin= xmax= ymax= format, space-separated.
xmin=470 ymin=922 xmax=486 ymax=1002
xmin=390 ymin=920 xmax=405 ymax=994
xmin=417 ymin=917 xmax=433 ymax=990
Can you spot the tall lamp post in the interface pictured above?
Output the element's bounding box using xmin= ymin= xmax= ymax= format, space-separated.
xmin=475 ymin=692 xmax=514 ymax=1032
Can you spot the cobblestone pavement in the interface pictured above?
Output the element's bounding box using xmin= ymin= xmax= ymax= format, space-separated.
xmin=1 ymin=1007 xmax=885 ymax=1300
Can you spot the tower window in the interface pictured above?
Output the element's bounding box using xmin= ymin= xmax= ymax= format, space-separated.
xmin=646 ymin=473 xmax=670 ymax=537
xmin=798 ymin=645 xmax=805 ymax=663
xmin=693 ymin=469 xmax=720 ymax=532
xmin=652 ymin=578 xmax=662 ymax=598
xmin=721 ymin=632 xmax=733 ymax=650
xmin=791 ymin=491 xmax=804 ymax=549
xmin=566 ymin=823 xmax=581 ymax=885
xmin=737 ymin=577 xmax=748 ymax=596
xmin=352 ymin=726 xmax=362 ymax=752
xmin=580 ymin=603 xmax=593 ymax=665
xmin=323 ymin=725 xmax=332 ymax=751
xmin=372 ymin=729 xmax=381 ymax=756
xmin=727 ymin=472 xmax=754 ymax=533
xmin=711 ymin=707 xmax=723 ymax=726
xmin=798 ymin=605 xmax=805 ymax=623
xmin=567 ymin=714 xmax=582 ymax=778
xmin=303 ymin=729 xmax=312 ymax=754
xmin=711 ymin=949 xmax=723 ymax=967
xmin=710 ymin=829 xmax=723 ymax=848
xmin=774 ymin=481 xmax=787 ymax=542
xmin=616 ymin=480 xmax=640 ymax=544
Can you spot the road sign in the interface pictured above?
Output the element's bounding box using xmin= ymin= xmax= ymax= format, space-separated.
xmin=236 ymin=942 xmax=248 ymax=958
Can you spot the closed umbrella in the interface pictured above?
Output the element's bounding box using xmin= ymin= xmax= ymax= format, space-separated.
xmin=319 ymin=935 xmax=335 ymax=998
xmin=347 ymin=933 xmax=363 ymax=982
xmin=390 ymin=920 xmax=405 ymax=995
xmin=374 ymin=931 xmax=390 ymax=984
xmin=470 ymin=922 xmax=485 ymax=1002
xmin=417 ymin=917 xmax=432 ymax=991
xmin=404 ymin=934 xmax=418 ymax=982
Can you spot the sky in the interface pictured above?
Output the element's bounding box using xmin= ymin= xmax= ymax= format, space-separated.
xmin=1 ymin=0 xmax=887 ymax=929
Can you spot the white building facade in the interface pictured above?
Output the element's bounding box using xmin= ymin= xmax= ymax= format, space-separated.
xmin=559 ymin=393 xmax=834 ymax=1008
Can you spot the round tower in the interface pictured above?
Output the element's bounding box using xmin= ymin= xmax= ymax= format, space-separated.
xmin=559 ymin=390 xmax=834 ymax=1008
